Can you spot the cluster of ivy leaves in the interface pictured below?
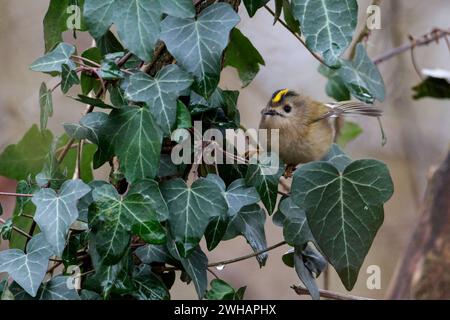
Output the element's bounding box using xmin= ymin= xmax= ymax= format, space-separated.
xmin=0 ymin=0 xmax=394 ymax=300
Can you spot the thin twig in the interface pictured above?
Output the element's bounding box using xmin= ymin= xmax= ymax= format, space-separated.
xmin=291 ymin=285 xmax=373 ymax=300
xmin=73 ymin=140 xmax=83 ymax=180
xmin=208 ymin=241 xmax=287 ymax=267
xmin=373 ymin=28 xmax=450 ymax=65
xmin=207 ymin=268 xmax=220 ymax=279
xmin=264 ymin=5 xmax=328 ymax=67
xmin=0 ymin=191 xmax=33 ymax=197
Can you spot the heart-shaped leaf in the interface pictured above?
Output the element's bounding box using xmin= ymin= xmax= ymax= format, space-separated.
xmin=128 ymin=179 xmax=169 ymax=221
xmin=84 ymin=0 xmax=162 ymax=61
xmin=291 ymin=155 xmax=393 ymax=290
xmin=32 ymin=179 xmax=91 ymax=256
xmin=291 ymin=0 xmax=358 ymax=66
xmin=0 ymin=233 xmax=53 ymax=297
xmin=30 ymin=42 xmax=76 ymax=73
xmin=90 ymin=184 xmax=159 ymax=265
xmin=160 ymin=3 xmax=240 ymax=97
xmin=125 ymin=65 xmax=193 ymax=134
xmin=161 ymin=177 xmax=228 ymax=257
xmin=101 ymin=106 xmax=163 ymax=182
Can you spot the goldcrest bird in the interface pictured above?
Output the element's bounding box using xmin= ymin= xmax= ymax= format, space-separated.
xmin=259 ymin=89 xmax=382 ymax=167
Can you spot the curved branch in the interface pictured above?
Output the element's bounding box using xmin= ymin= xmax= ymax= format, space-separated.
xmin=291 ymin=285 xmax=373 ymax=300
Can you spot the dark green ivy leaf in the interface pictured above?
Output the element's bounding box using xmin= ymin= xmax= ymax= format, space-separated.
xmin=90 ymin=183 xmax=160 ymax=265
xmin=162 ymin=177 xmax=228 ymax=257
xmin=242 ymin=0 xmax=270 ymax=17
xmin=245 ymin=153 xmax=284 ymax=214
xmin=131 ymin=265 xmax=170 ymax=300
xmin=224 ymin=204 xmax=268 ymax=267
xmin=291 ymin=152 xmax=393 ymax=290
xmin=205 ymin=279 xmax=246 ymax=300
xmin=160 ymin=3 xmax=240 ymax=97
xmin=9 ymin=276 xmax=81 ymax=300
xmin=125 ymin=65 xmax=193 ymax=134
xmin=412 ymin=77 xmax=450 ymax=100
xmin=102 ymin=106 xmax=163 ymax=182
xmin=167 ymin=237 xmax=208 ymax=299
xmin=224 ymin=28 xmax=265 ymax=88
xmin=61 ymin=63 xmax=80 ymax=94
xmin=278 ymin=197 xmax=313 ymax=246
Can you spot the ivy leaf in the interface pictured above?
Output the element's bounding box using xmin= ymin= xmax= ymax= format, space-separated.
xmin=103 ymin=106 xmax=163 ymax=182
xmin=321 ymin=143 xmax=352 ymax=172
xmin=337 ymin=121 xmax=363 ymax=147
xmin=160 ymin=3 xmax=240 ymax=97
xmin=30 ymin=42 xmax=76 ymax=73
xmin=9 ymin=276 xmax=81 ymax=300
xmin=32 ymin=179 xmax=91 ymax=256
xmin=132 ymin=220 xmax=166 ymax=245
xmin=84 ymin=0 xmax=161 ymax=61
xmin=291 ymin=0 xmax=358 ymax=66
xmin=161 ymin=177 xmax=228 ymax=257
xmin=176 ymin=100 xmax=192 ymax=129
xmin=39 ymin=83 xmax=53 ymax=130
xmin=242 ymin=0 xmax=270 ymax=17
xmin=278 ymin=197 xmax=313 ymax=246
xmin=132 ymin=265 xmax=170 ymax=300
xmin=205 ymin=279 xmax=246 ymax=300
xmin=135 ymin=244 xmax=179 ymax=266
xmin=291 ymin=155 xmax=394 ymax=290
xmin=0 ymin=125 xmax=53 ymax=181
xmin=43 ymin=0 xmax=86 ymax=52
xmin=338 ymin=44 xmax=385 ymax=103
xmin=0 ymin=233 xmax=53 ymax=297
xmin=61 ymin=64 xmax=80 ymax=94
xmin=224 ymin=28 xmax=265 ymax=87
xmin=319 ymin=64 xmax=351 ymax=101
xmin=167 ymin=238 xmax=208 ymax=299
xmin=161 ymin=0 xmax=195 ymax=18
xmin=125 ymin=65 xmax=193 ymax=134
xmin=245 ymin=154 xmax=284 ymax=214
xmin=90 ymin=184 xmax=159 ymax=265
xmin=85 ymin=239 xmax=133 ymax=298
xmin=224 ymin=204 xmax=268 ymax=267
xmin=412 ymin=76 xmax=450 ymax=100
xmin=128 ymin=179 xmax=169 ymax=221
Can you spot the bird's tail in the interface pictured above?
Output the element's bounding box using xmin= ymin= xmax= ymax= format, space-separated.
xmin=312 ymin=101 xmax=383 ymax=123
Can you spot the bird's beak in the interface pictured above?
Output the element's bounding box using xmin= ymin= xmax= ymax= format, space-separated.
xmin=264 ymin=109 xmax=278 ymax=116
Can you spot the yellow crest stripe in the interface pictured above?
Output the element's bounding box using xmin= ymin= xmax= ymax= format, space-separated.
xmin=272 ymin=89 xmax=289 ymax=103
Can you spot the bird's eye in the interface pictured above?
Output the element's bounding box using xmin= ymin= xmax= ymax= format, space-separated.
xmin=283 ymin=105 xmax=292 ymax=113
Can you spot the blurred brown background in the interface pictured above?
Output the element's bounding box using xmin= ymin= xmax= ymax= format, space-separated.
xmin=0 ymin=0 xmax=449 ymax=299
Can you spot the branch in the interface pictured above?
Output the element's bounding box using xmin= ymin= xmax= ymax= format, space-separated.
xmin=291 ymin=285 xmax=373 ymax=300
xmin=0 ymin=191 xmax=33 ymax=197
xmin=373 ymin=28 xmax=450 ymax=65
xmin=208 ymin=241 xmax=288 ymax=267
xmin=264 ymin=5 xmax=328 ymax=67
